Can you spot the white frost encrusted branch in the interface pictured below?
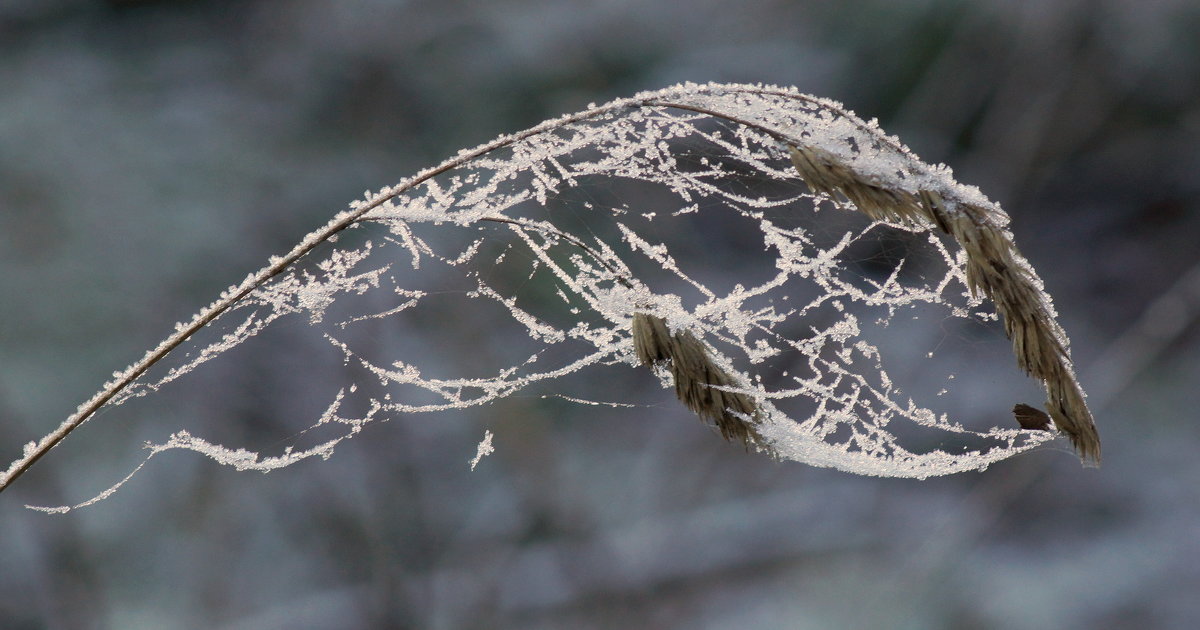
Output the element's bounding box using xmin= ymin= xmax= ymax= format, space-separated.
xmin=2 ymin=82 xmax=1097 ymax=507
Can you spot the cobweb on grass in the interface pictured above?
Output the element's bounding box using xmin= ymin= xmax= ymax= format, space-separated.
xmin=21 ymin=84 xmax=1079 ymax=510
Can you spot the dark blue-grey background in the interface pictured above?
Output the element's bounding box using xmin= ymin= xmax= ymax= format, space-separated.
xmin=2 ymin=1 xmax=1198 ymax=628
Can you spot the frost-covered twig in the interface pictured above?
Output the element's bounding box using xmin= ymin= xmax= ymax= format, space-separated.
xmin=2 ymin=82 xmax=1098 ymax=503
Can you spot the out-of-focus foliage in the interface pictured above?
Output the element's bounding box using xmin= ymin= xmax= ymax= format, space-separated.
xmin=1 ymin=1 xmax=1197 ymax=628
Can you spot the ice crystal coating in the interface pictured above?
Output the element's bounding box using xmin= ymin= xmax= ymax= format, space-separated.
xmin=5 ymin=83 xmax=1099 ymax=509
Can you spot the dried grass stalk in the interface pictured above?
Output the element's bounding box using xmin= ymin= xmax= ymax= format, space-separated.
xmin=632 ymin=313 xmax=768 ymax=453
xmin=787 ymin=144 xmax=1100 ymax=463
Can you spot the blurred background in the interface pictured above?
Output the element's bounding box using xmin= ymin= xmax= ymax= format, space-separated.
xmin=2 ymin=0 xmax=1199 ymax=628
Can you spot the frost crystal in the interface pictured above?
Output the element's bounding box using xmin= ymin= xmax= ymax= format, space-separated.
xmin=470 ymin=430 xmax=495 ymax=471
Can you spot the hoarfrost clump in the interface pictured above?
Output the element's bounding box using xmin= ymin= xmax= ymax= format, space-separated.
xmin=1 ymin=83 xmax=1098 ymax=510
xmin=470 ymin=431 xmax=495 ymax=471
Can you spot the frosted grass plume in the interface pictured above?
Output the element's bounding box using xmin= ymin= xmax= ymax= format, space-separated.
xmin=1 ymin=82 xmax=1099 ymax=507
xmin=787 ymin=144 xmax=1099 ymax=461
